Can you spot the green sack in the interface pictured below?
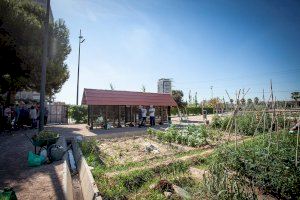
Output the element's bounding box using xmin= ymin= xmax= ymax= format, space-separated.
xmin=28 ymin=151 xmax=45 ymax=167
xmin=0 ymin=188 xmax=17 ymax=200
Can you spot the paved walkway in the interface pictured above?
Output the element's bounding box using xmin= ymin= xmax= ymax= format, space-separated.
xmin=46 ymin=124 xmax=168 ymax=139
xmin=0 ymin=130 xmax=65 ymax=200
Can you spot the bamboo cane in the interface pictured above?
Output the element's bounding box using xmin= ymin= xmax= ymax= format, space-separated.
xmin=235 ymin=117 xmax=237 ymax=150
xmin=268 ymin=80 xmax=275 ymax=156
xmin=296 ymin=119 xmax=299 ymax=167
xmin=254 ymin=111 xmax=264 ymax=136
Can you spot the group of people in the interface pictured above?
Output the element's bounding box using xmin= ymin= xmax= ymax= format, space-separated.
xmin=0 ymin=102 xmax=49 ymax=132
xmin=138 ymin=105 xmax=156 ymax=127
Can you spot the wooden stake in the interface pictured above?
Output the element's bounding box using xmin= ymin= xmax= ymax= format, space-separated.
xmin=118 ymin=106 xmax=121 ymax=127
xmin=254 ymin=111 xmax=264 ymax=135
xmin=296 ymin=118 xmax=299 ymax=167
xmin=268 ymin=80 xmax=275 ymax=155
xmin=235 ymin=117 xmax=237 ymax=150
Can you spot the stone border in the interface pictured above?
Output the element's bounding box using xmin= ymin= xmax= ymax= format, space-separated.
xmin=71 ymin=139 xmax=102 ymax=200
xmin=62 ymin=151 xmax=74 ymax=200
xmin=60 ymin=137 xmax=74 ymax=200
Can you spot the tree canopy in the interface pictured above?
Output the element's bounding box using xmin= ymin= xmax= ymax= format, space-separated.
xmin=0 ymin=0 xmax=71 ymax=103
xmin=172 ymin=90 xmax=186 ymax=108
xmin=291 ymin=92 xmax=300 ymax=106
xmin=254 ymin=97 xmax=259 ymax=105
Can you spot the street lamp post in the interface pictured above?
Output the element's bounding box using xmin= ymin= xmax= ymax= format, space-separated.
xmin=210 ymin=86 xmax=213 ymax=99
xmin=76 ymin=30 xmax=85 ymax=105
xmin=39 ymin=0 xmax=50 ymax=132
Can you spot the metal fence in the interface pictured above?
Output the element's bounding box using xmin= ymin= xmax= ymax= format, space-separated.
xmin=46 ymin=104 xmax=68 ymax=124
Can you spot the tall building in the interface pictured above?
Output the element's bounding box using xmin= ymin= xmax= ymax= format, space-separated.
xmin=157 ymin=78 xmax=172 ymax=94
xmin=32 ymin=0 xmax=54 ymax=22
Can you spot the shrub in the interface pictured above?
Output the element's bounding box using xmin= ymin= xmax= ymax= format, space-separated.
xmin=68 ymin=105 xmax=88 ymax=123
xmin=148 ymin=125 xmax=209 ymax=147
xmin=211 ymin=115 xmax=223 ymax=129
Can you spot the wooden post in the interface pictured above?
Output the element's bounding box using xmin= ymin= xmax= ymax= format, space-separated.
xmin=118 ymin=105 xmax=121 ymax=127
xmin=235 ymin=117 xmax=237 ymax=150
xmin=125 ymin=106 xmax=128 ymax=124
xmin=104 ymin=105 xmax=108 ymax=128
xmin=296 ymin=119 xmax=300 ymax=167
xmin=167 ymin=106 xmax=171 ymax=124
xmin=268 ymin=80 xmax=275 ymax=156
xmin=90 ymin=105 xmax=94 ymax=130
xmin=160 ymin=107 xmax=164 ymax=125
xmin=130 ymin=106 xmax=133 ymax=126
xmin=87 ymin=105 xmax=90 ymax=126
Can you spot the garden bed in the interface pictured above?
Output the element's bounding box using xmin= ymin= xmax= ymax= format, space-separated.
xmin=78 ymin=121 xmax=297 ymax=199
xmin=97 ymin=136 xmax=195 ymax=166
xmin=79 ymin=132 xmax=217 ymax=199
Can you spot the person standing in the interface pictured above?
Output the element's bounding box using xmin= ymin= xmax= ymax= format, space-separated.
xmin=29 ymin=105 xmax=37 ymax=129
xmin=141 ymin=106 xmax=147 ymax=126
xmin=14 ymin=104 xmax=20 ymax=129
xmin=44 ymin=107 xmax=49 ymax=125
xmin=4 ymin=105 xmax=12 ymax=131
xmin=0 ymin=103 xmax=3 ymax=132
xmin=19 ymin=104 xmax=26 ymax=129
xmin=149 ymin=105 xmax=155 ymax=126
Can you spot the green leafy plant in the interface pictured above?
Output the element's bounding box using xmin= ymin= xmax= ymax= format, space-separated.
xmin=210 ymin=132 xmax=300 ymax=199
xmin=34 ymin=130 xmax=59 ymax=140
xmin=68 ymin=105 xmax=88 ymax=123
xmin=148 ymin=125 xmax=210 ymax=147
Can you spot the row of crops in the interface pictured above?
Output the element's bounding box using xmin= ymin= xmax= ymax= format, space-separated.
xmin=200 ymin=131 xmax=300 ymax=199
xmin=147 ymin=112 xmax=300 ymax=199
xmin=211 ymin=112 xmax=299 ymax=135
xmin=202 ymin=112 xmax=300 ymax=199
xmin=148 ymin=125 xmax=209 ymax=147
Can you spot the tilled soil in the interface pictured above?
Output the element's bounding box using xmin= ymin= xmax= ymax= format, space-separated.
xmin=98 ymin=136 xmax=195 ymax=165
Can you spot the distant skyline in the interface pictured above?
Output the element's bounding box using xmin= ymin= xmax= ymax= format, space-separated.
xmin=52 ymin=0 xmax=300 ymax=104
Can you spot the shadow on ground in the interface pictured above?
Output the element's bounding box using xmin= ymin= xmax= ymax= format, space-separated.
xmin=0 ymin=123 xmax=169 ymax=199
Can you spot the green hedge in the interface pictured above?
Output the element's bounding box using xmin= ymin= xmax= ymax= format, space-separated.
xmin=171 ymin=107 xmax=214 ymax=116
xmin=68 ymin=105 xmax=88 ymax=124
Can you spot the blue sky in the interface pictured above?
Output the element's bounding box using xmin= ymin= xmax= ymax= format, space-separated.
xmin=52 ymin=0 xmax=300 ymax=104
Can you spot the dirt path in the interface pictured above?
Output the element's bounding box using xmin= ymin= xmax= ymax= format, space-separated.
xmin=105 ymin=148 xmax=214 ymax=177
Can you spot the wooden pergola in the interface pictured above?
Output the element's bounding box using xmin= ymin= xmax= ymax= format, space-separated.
xmin=81 ymin=88 xmax=177 ymax=130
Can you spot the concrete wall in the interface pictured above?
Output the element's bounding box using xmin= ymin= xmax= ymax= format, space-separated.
xmin=59 ymin=137 xmax=74 ymax=200
xmin=71 ymin=140 xmax=101 ymax=200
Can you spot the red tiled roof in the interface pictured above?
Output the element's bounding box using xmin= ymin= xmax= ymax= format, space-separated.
xmin=82 ymin=88 xmax=177 ymax=106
